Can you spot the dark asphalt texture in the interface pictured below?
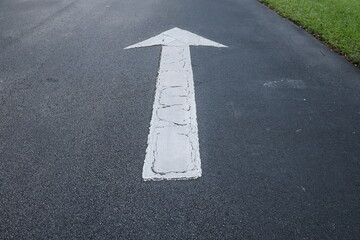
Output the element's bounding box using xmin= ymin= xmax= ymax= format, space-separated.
xmin=1 ymin=0 xmax=359 ymax=239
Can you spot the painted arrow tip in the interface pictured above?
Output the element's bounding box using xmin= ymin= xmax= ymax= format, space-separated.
xmin=124 ymin=27 xmax=227 ymax=49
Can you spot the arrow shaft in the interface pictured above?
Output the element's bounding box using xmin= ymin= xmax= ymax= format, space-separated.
xmin=142 ymin=46 xmax=201 ymax=180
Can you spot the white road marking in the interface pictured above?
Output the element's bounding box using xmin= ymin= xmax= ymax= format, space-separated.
xmin=125 ymin=28 xmax=227 ymax=181
xmin=263 ymin=79 xmax=306 ymax=89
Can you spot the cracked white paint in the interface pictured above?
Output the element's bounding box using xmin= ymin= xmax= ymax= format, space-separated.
xmin=125 ymin=28 xmax=227 ymax=181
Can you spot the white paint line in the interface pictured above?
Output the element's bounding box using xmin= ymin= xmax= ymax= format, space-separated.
xmin=125 ymin=27 xmax=227 ymax=181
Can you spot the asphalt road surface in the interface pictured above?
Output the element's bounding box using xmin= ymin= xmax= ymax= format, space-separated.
xmin=1 ymin=0 xmax=359 ymax=239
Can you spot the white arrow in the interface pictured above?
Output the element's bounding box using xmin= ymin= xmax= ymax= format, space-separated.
xmin=125 ymin=27 xmax=227 ymax=181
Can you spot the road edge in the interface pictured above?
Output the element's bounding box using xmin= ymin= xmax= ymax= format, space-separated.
xmin=257 ymin=0 xmax=359 ymax=69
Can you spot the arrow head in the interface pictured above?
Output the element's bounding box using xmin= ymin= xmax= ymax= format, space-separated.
xmin=125 ymin=27 xmax=227 ymax=49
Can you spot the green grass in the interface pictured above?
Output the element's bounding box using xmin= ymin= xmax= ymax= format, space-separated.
xmin=258 ymin=0 xmax=360 ymax=66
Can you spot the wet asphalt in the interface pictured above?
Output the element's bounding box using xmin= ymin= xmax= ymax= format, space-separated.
xmin=0 ymin=0 xmax=359 ymax=239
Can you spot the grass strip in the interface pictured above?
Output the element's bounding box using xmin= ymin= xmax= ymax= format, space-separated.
xmin=258 ymin=0 xmax=360 ymax=67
